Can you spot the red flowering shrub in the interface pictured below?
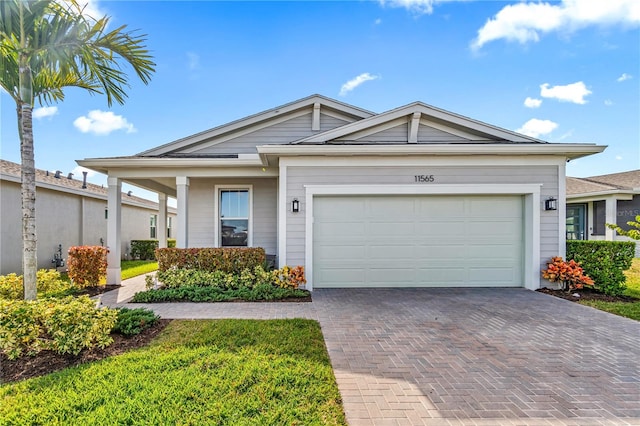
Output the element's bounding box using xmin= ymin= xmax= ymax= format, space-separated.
xmin=67 ymin=246 xmax=108 ymax=288
xmin=541 ymin=256 xmax=594 ymax=292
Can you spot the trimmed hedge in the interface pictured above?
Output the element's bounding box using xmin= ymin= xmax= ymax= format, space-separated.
xmin=132 ymin=284 xmax=308 ymax=303
xmin=566 ymin=240 xmax=635 ymax=296
xmin=130 ymin=239 xmax=176 ymax=260
xmin=156 ymin=247 xmax=266 ymax=274
xmin=67 ymin=246 xmax=108 ymax=288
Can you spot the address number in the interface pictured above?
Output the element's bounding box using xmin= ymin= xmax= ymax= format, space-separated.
xmin=414 ymin=175 xmax=435 ymax=183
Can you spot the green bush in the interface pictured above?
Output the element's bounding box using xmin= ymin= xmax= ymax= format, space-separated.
xmin=155 ymin=265 xmax=274 ymax=290
xmin=113 ymin=308 xmax=159 ymax=336
xmin=0 ymin=269 xmax=73 ymax=300
xmin=0 ymin=296 xmax=118 ymax=360
xmin=566 ymin=240 xmax=635 ymax=296
xmin=167 ymin=239 xmax=176 ymax=248
xmin=131 ymin=283 xmax=309 ymax=303
xmin=130 ymin=240 xmax=159 ymax=260
xmin=155 ymin=247 xmax=266 ymax=274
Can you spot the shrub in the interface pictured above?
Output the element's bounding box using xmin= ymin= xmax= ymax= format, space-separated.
xmin=167 ymin=239 xmax=176 ymax=248
xmin=567 ymin=240 xmax=635 ymax=296
xmin=130 ymin=240 xmax=159 ymax=260
xmin=155 ymin=247 xmax=266 ymax=274
xmin=0 ymin=296 xmax=117 ymax=360
xmin=67 ymin=246 xmax=108 ymax=288
xmin=274 ymin=266 xmax=306 ymax=290
xmin=541 ymin=257 xmax=594 ymax=291
xmin=113 ymin=308 xmax=159 ymax=336
xmin=131 ymin=284 xmax=309 ymax=303
xmin=0 ymin=269 xmax=73 ymax=300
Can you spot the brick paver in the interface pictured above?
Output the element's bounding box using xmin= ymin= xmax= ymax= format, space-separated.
xmin=102 ymin=279 xmax=640 ymax=425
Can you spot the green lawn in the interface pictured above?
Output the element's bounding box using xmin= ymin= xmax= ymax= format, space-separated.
xmin=579 ymin=258 xmax=640 ymax=321
xmin=120 ymin=260 xmax=158 ymax=280
xmin=1 ymin=319 xmax=346 ymax=425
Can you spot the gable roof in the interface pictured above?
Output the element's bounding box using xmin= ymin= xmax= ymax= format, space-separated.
xmin=138 ymin=94 xmax=374 ymax=157
xmin=293 ymin=101 xmax=546 ymax=145
xmin=0 ymin=159 xmax=169 ymax=210
xmin=567 ymin=170 xmax=640 ymax=197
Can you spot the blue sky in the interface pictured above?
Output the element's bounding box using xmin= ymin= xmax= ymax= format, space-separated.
xmin=1 ymin=0 xmax=639 ymax=201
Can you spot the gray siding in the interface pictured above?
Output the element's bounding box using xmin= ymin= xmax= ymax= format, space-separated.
xmin=346 ymin=123 xmax=409 ymax=144
xmin=187 ymin=178 xmax=277 ymax=255
xmin=191 ymin=113 xmax=352 ymax=155
xmin=417 ymin=124 xmax=469 ymax=143
xmin=285 ymin=165 xmax=560 ymax=285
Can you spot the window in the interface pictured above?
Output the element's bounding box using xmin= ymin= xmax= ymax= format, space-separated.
xmin=150 ymin=214 xmax=157 ymax=239
xmin=167 ymin=216 xmax=172 ymax=238
xmin=566 ymin=204 xmax=586 ymax=240
xmin=216 ymin=187 xmax=252 ymax=247
xmin=592 ymin=201 xmax=605 ymax=236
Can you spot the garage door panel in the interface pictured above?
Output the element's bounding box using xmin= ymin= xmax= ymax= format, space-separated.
xmin=314 ymin=195 xmax=523 ymax=288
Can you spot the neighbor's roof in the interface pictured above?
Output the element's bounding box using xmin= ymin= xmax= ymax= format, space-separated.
xmin=0 ymin=159 xmax=168 ymax=211
xmin=567 ymin=170 xmax=640 ymax=196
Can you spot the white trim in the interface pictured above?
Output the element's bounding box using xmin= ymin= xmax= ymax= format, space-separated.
xmin=408 ymin=112 xmax=420 ymax=143
xmin=176 ymin=176 xmax=189 ymax=248
xmin=279 ymin=155 xmax=567 ymax=167
xmin=558 ymin=163 xmax=567 ymax=258
xmin=214 ymin=184 xmax=254 ymax=248
xmin=312 ymin=103 xmax=320 ymax=131
xmin=259 ymin=143 xmax=606 ymax=160
xmin=334 ymin=117 xmax=408 ymax=141
xmin=278 ymin=164 xmax=287 ymax=267
xmin=567 ymin=191 xmax=636 ymax=201
xmin=106 ymin=177 xmax=122 ymax=285
xmin=419 ymin=117 xmax=490 ymax=141
xmin=304 ymin=184 xmax=542 ymax=291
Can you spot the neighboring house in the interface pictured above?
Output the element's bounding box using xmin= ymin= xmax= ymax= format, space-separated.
xmin=0 ymin=159 xmax=177 ymax=275
xmin=566 ymin=170 xmax=639 ymax=256
xmin=78 ymin=94 xmax=604 ymax=289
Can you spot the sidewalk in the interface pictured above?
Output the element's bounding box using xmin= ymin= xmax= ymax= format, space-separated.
xmin=97 ymin=274 xmax=317 ymax=320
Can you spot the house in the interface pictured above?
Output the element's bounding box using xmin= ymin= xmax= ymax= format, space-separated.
xmin=566 ymin=170 xmax=639 ymax=256
xmin=77 ymin=94 xmax=605 ymax=289
xmin=0 ymin=159 xmax=177 ymax=275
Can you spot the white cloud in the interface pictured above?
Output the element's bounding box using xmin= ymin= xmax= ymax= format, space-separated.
xmin=616 ymin=155 xmax=623 ymax=160
xmin=58 ymin=0 xmax=105 ymax=21
xmin=604 ymin=99 xmax=613 ymax=106
xmin=378 ymin=0 xmax=440 ymax=15
xmin=73 ymin=110 xmax=136 ymax=135
xmin=617 ymin=73 xmax=632 ymax=82
xmin=540 ymin=81 xmax=592 ymax=104
xmin=71 ymin=165 xmax=97 ymax=179
xmin=374 ymin=18 xmax=382 ymax=25
xmin=339 ymin=73 xmax=379 ymax=96
xmin=471 ymin=0 xmax=640 ymax=50
xmin=187 ymin=52 xmax=200 ymax=71
xmin=524 ymin=97 xmax=542 ymax=108
xmin=516 ymin=118 xmax=558 ymax=138
xmin=33 ymin=106 xmax=58 ymax=119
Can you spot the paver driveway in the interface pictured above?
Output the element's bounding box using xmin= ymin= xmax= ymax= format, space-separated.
xmin=106 ymin=281 xmax=640 ymax=425
xmin=313 ymin=288 xmax=640 ymax=426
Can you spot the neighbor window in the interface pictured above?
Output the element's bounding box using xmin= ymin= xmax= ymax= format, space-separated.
xmin=566 ymin=204 xmax=586 ymax=240
xmin=217 ymin=187 xmax=251 ymax=247
xmin=592 ymin=200 xmax=605 ymax=236
xmin=150 ymin=214 xmax=157 ymax=239
xmin=167 ymin=216 xmax=172 ymax=238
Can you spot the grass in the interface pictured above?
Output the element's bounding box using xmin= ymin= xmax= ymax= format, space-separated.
xmin=0 ymin=319 xmax=346 ymax=425
xmin=579 ymin=258 xmax=640 ymax=321
xmin=120 ymin=260 xmax=158 ymax=280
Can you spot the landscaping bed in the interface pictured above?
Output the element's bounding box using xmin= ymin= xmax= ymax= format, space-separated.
xmin=536 ymin=287 xmax=639 ymax=303
xmin=1 ymin=319 xmax=171 ymax=383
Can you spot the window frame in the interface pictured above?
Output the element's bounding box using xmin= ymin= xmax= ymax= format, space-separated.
xmin=566 ymin=203 xmax=587 ymax=240
xmin=214 ymin=185 xmax=253 ymax=248
xmin=150 ymin=214 xmax=158 ymax=239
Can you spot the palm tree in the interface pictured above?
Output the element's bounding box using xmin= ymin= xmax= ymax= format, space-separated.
xmin=0 ymin=0 xmax=155 ymax=299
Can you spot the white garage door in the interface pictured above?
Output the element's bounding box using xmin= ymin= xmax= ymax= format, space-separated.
xmin=313 ymin=195 xmax=523 ymax=288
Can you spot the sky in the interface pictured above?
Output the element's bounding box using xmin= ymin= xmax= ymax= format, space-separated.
xmin=1 ymin=0 xmax=639 ymax=203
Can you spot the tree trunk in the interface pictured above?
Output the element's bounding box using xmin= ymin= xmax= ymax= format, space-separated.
xmin=20 ymin=102 xmax=37 ymax=300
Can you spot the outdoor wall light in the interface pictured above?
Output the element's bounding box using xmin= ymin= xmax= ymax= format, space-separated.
xmin=544 ymin=197 xmax=558 ymax=211
xmin=292 ymin=199 xmax=300 ymax=213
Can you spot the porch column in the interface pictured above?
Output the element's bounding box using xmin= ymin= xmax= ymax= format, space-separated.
xmin=605 ymin=196 xmax=617 ymax=241
xmin=106 ymin=177 xmax=122 ymax=284
xmin=157 ymin=193 xmax=168 ymax=248
xmin=176 ymin=176 xmax=189 ymax=248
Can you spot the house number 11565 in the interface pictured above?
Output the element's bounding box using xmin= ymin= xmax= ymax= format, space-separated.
xmin=414 ymin=175 xmax=435 ymax=183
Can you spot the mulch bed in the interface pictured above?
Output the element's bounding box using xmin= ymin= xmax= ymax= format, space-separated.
xmin=1 ymin=319 xmax=172 ymax=384
xmin=536 ymin=287 xmax=639 ymax=303
xmin=76 ymin=284 xmax=121 ymax=297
